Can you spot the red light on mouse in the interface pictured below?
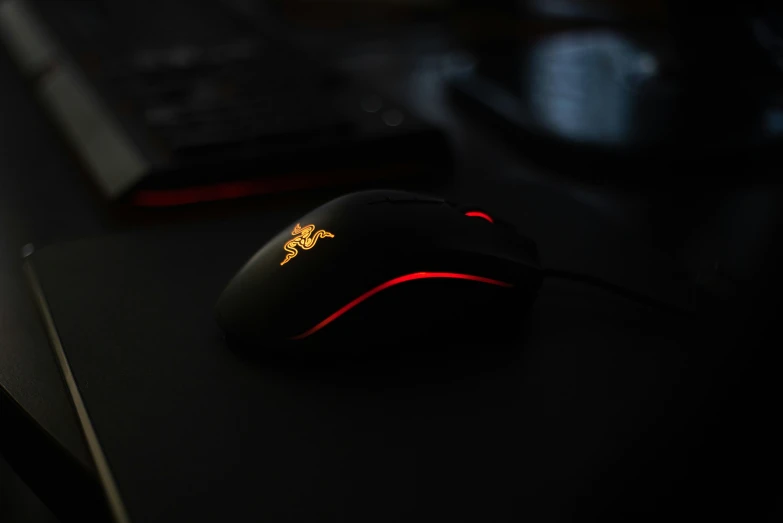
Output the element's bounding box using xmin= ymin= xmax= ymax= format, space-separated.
xmin=464 ymin=211 xmax=493 ymax=223
xmin=290 ymin=272 xmax=513 ymax=340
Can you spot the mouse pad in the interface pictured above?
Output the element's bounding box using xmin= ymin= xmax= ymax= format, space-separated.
xmin=25 ymin=197 xmax=717 ymax=523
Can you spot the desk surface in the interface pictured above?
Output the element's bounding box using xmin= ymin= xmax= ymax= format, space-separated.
xmin=1 ymin=22 xmax=781 ymax=520
xmin=24 ymin=210 xmax=717 ymax=523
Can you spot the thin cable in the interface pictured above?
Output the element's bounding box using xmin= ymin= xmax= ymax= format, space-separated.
xmin=543 ymin=269 xmax=697 ymax=318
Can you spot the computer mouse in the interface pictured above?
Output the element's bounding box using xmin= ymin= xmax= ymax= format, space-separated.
xmin=215 ymin=190 xmax=542 ymax=346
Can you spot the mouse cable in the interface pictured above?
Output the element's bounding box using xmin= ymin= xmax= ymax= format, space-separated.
xmin=542 ymin=268 xmax=698 ymax=318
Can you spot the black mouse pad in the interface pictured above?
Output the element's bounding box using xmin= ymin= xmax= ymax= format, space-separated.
xmin=24 ymin=198 xmax=718 ymax=523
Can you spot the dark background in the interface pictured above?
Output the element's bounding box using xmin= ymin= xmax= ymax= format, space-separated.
xmin=1 ymin=0 xmax=782 ymax=521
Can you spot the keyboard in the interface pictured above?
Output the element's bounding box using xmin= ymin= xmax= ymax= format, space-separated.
xmin=0 ymin=0 xmax=450 ymax=205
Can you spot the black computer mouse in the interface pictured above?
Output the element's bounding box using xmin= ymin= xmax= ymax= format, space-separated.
xmin=215 ymin=190 xmax=542 ymax=346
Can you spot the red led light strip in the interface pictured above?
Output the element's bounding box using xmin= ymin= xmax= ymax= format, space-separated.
xmin=129 ymin=167 xmax=414 ymax=207
xmin=130 ymin=176 xmax=345 ymax=207
xmin=464 ymin=211 xmax=493 ymax=223
xmin=290 ymin=272 xmax=513 ymax=340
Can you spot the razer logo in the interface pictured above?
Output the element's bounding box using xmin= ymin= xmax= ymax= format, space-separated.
xmin=280 ymin=223 xmax=334 ymax=266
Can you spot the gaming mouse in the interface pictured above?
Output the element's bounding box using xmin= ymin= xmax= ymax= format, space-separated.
xmin=215 ymin=190 xmax=542 ymax=346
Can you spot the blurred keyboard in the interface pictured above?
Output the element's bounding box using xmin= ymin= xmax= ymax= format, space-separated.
xmin=116 ymin=41 xmax=352 ymax=159
xmin=0 ymin=0 xmax=449 ymax=205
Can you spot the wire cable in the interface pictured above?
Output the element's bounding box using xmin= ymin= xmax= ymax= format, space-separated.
xmin=543 ymin=268 xmax=698 ymax=318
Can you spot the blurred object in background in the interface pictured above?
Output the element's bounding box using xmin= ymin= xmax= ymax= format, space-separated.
xmin=526 ymin=0 xmax=667 ymax=21
xmin=274 ymin=0 xmax=449 ymax=27
xmin=448 ymin=0 xmax=783 ymax=158
xmin=0 ymin=0 xmax=450 ymax=207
